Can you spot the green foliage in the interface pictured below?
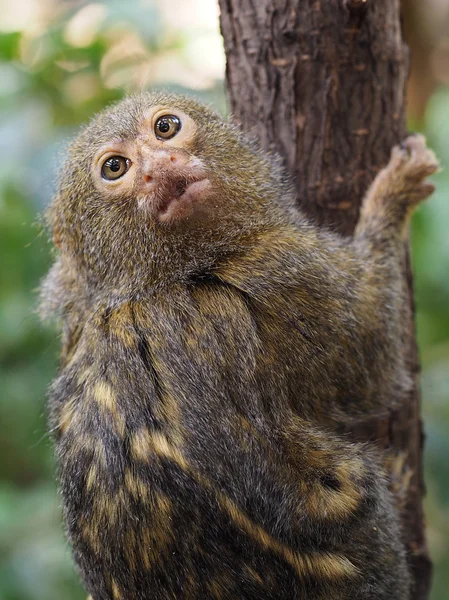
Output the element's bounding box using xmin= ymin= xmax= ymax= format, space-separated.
xmin=0 ymin=2 xmax=447 ymax=599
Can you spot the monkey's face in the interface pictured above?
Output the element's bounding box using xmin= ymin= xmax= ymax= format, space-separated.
xmin=92 ymin=106 xmax=214 ymax=225
xmin=52 ymin=93 xmax=280 ymax=290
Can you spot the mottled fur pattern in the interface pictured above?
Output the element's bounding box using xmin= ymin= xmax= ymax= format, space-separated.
xmin=41 ymin=92 xmax=439 ymax=599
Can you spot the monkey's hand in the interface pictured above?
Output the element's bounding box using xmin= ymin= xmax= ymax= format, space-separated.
xmin=356 ymin=134 xmax=439 ymax=238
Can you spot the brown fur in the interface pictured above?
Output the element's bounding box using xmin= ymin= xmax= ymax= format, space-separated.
xmin=41 ymin=93 xmax=438 ymax=599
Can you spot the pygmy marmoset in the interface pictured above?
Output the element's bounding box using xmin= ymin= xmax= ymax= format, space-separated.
xmin=41 ymin=92 xmax=439 ymax=599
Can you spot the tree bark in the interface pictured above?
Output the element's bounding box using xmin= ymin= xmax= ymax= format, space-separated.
xmin=218 ymin=1 xmax=430 ymax=598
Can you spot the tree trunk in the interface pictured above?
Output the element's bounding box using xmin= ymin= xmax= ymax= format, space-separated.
xmin=218 ymin=1 xmax=430 ymax=598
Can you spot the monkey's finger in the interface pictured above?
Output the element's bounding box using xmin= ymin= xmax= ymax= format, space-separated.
xmin=400 ymin=133 xmax=426 ymax=156
xmin=410 ymin=182 xmax=436 ymax=204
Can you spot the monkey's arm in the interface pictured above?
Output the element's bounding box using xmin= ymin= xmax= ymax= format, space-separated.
xmin=216 ymin=136 xmax=439 ymax=421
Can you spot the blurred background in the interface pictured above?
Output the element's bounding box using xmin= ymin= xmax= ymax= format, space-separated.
xmin=0 ymin=1 xmax=447 ymax=598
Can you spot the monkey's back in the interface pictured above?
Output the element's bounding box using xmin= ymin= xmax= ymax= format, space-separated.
xmin=50 ymin=282 xmax=410 ymax=599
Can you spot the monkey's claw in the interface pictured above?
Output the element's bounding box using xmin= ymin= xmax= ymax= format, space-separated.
xmin=387 ymin=134 xmax=439 ymax=204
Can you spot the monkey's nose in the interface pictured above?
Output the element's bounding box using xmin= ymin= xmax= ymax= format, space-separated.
xmin=141 ymin=150 xmax=185 ymax=187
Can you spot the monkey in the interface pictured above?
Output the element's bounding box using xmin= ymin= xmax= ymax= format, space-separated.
xmin=40 ymin=91 xmax=439 ymax=600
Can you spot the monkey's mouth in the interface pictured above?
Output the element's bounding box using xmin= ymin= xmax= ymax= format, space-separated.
xmin=152 ymin=178 xmax=212 ymax=223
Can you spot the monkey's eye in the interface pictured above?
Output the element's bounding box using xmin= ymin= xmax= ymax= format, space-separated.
xmin=101 ymin=156 xmax=130 ymax=180
xmin=154 ymin=115 xmax=182 ymax=140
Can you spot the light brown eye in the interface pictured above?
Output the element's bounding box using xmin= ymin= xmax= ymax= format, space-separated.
xmin=101 ymin=156 xmax=130 ymax=180
xmin=155 ymin=115 xmax=182 ymax=140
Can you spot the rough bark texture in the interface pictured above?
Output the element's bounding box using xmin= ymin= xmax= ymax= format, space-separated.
xmin=218 ymin=1 xmax=430 ymax=598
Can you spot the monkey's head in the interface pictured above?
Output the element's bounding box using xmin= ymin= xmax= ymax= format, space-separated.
xmin=49 ymin=92 xmax=289 ymax=296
